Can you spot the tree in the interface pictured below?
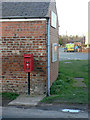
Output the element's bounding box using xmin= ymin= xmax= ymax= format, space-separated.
xmin=59 ymin=35 xmax=63 ymax=45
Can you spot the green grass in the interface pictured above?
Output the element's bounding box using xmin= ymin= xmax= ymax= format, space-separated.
xmin=1 ymin=92 xmax=19 ymax=100
xmin=59 ymin=60 xmax=88 ymax=86
xmin=41 ymin=60 xmax=88 ymax=104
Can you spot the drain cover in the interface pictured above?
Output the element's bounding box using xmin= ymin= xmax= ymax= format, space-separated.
xmin=64 ymin=62 xmax=72 ymax=64
xmin=62 ymin=109 xmax=80 ymax=113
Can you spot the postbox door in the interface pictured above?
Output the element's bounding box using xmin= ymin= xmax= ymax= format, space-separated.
xmin=24 ymin=58 xmax=30 ymax=72
xmin=25 ymin=61 xmax=30 ymax=70
xmin=24 ymin=54 xmax=34 ymax=72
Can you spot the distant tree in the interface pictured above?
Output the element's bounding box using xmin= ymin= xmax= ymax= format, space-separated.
xmin=76 ymin=35 xmax=78 ymax=38
xmin=59 ymin=35 xmax=63 ymax=45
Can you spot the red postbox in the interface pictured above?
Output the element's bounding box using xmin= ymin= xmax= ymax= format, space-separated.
xmin=24 ymin=54 xmax=34 ymax=72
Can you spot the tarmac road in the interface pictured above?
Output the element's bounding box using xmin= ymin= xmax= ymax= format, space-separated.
xmin=59 ymin=47 xmax=88 ymax=61
xmin=1 ymin=105 xmax=88 ymax=119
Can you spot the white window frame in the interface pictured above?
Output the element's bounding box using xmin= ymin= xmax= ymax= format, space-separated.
xmin=52 ymin=43 xmax=57 ymax=62
xmin=51 ymin=11 xmax=57 ymax=28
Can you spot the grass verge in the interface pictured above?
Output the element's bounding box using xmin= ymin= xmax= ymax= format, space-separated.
xmin=41 ymin=60 xmax=88 ymax=104
xmin=1 ymin=92 xmax=19 ymax=100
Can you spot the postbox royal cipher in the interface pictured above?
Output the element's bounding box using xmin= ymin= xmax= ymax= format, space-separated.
xmin=24 ymin=54 xmax=34 ymax=72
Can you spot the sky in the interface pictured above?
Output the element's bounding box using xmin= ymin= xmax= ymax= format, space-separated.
xmin=56 ymin=0 xmax=89 ymax=36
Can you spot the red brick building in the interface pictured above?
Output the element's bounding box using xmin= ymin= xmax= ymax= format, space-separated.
xmin=1 ymin=1 xmax=59 ymax=95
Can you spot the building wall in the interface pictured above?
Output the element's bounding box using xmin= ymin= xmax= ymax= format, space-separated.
xmin=1 ymin=20 xmax=48 ymax=95
xmin=50 ymin=28 xmax=59 ymax=86
xmin=0 ymin=22 xmax=2 ymax=93
xmin=49 ymin=2 xmax=59 ymax=86
xmin=85 ymin=32 xmax=90 ymax=48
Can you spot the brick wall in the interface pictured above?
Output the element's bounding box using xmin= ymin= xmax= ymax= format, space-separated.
xmin=1 ymin=20 xmax=48 ymax=95
xmin=82 ymin=48 xmax=90 ymax=53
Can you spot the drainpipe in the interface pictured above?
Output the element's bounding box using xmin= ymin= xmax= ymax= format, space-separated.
xmin=47 ymin=18 xmax=50 ymax=96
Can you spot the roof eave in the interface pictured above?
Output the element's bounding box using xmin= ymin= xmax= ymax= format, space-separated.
xmin=1 ymin=16 xmax=50 ymax=19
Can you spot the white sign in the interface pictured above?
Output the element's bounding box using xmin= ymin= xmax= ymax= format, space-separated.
xmin=51 ymin=11 xmax=57 ymax=28
xmin=52 ymin=43 xmax=57 ymax=62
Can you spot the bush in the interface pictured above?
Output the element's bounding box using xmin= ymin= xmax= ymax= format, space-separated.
xmin=50 ymin=79 xmax=65 ymax=95
xmin=50 ymin=73 xmax=74 ymax=95
xmin=2 ymin=92 xmax=19 ymax=100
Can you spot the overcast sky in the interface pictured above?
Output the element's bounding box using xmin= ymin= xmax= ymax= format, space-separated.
xmin=56 ymin=0 xmax=89 ymax=36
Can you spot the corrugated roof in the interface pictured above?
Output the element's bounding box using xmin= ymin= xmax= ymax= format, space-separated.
xmin=2 ymin=2 xmax=51 ymax=18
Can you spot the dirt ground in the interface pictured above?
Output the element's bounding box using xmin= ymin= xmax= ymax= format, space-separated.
xmin=0 ymin=95 xmax=12 ymax=107
xmin=2 ymin=97 xmax=12 ymax=107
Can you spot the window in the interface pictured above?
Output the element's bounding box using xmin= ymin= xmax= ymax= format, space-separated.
xmin=52 ymin=43 xmax=57 ymax=62
xmin=51 ymin=11 xmax=57 ymax=28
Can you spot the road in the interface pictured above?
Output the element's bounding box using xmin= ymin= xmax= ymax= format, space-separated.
xmin=1 ymin=105 xmax=88 ymax=119
xmin=59 ymin=48 xmax=88 ymax=61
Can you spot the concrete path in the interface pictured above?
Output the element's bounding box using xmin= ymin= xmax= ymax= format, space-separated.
xmin=73 ymin=78 xmax=87 ymax=87
xmin=1 ymin=95 xmax=88 ymax=118
xmin=8 ymin=94 xmax=45 ymax=106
